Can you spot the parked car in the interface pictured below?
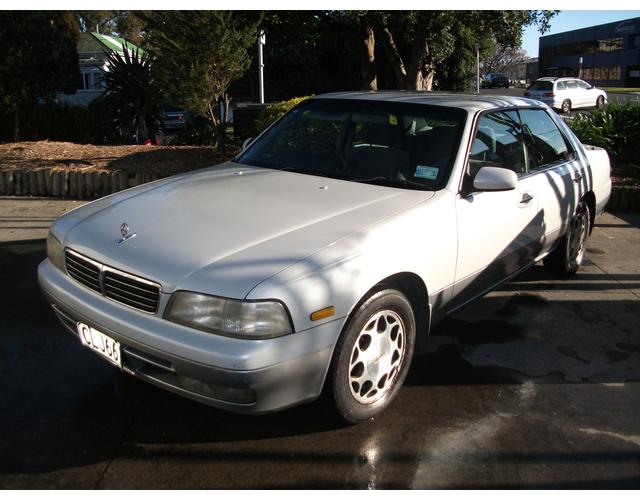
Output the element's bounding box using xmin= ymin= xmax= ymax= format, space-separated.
xmin=524 ymin=77 xmax=608 ymax=113
xmin=481 ymin=73 xmax=510 ymax=88
xmin=163 ymin=105 xmax=190 ymax=131
xmin=39 ymin=93 xmax=611 ymax=423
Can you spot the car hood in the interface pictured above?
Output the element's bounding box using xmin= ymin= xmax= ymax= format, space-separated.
xmin=64 ymin=163 xmax=434 ymax=297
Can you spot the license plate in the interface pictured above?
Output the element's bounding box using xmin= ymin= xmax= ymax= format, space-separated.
xmin=77 ymin=322 xmax=121 ymax=368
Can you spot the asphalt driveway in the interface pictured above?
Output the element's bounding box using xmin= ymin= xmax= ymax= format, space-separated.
xmin=0 ymin=197 xmax=638 ymax=488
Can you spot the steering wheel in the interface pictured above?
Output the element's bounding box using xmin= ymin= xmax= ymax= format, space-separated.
xmin=301 ymin=141 xmax=346 ymax=169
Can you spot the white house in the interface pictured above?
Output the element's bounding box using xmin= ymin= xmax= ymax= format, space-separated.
xmin=57 ymin=32 xmax=143 ymax=106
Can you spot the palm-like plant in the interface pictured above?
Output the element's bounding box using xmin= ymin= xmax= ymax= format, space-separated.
xmin=102 ymin=43 xmax=163 ymax=144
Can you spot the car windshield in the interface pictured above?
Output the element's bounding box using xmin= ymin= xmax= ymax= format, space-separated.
xmin=235 ymin=99 xmax=466 ymax=190
xmin=528 ymin=81 xmax=554 ymax=91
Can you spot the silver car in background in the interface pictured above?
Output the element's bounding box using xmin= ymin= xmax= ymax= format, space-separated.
xmin=39 ymin=93 xmax=611 ymax=423
xmin=524 ymin=77 xmax=608 ymax=113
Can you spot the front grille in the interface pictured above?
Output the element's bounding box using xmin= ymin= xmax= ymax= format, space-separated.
xmin=103 ymin=271 xmax=159 ymax=313
xmin=64 ymin=249 xmax=161 ymax=313
xmin=66 ymin=251 xmax=101 ymax=293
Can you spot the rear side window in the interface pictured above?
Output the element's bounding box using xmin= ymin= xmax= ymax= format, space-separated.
xmin=556 ymin=81 xmax=566 ymax=90
xmin=519 ymin=109 xmax=571 ymax=170
xmin=565 ymin=80 xmax=579 ymax=89
xmin=528 ymin=81 xmax=553 ymax=91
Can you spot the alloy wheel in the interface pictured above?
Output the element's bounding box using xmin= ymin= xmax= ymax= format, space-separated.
xmin=348 ymin=310 xmax=406 ymax=404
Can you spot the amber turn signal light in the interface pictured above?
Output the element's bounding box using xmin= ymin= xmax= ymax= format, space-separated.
xmin=310 ymin=306 xmax=335 ymax=321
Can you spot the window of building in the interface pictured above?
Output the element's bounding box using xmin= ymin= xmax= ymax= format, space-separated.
xmin=596 ymin=37 xmax=623 ymax=52
xmin=631 ymin=35 xmax=640 ymax=49
xmin=592 ymin=66 xmax=622 ymax=80
xmin=79 ymin=69 xmax=103 ymax=91
xmin=553 ymin=41 xmax=595 ymax=57
xmin=582 ymin=67 xmax=593 ymax=80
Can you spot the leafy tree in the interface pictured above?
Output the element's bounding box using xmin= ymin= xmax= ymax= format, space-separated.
xmin=102 ymin=45 xmax=163 ymax=144
xmin=481 ymin=43 xmax=529 ymax=75
xmin=258 ymin=11 xmax=361 ymax=100
xmin=0 ymin=11 xmax=80 ymax=141
xmin=140 ymin=11 xmax=263 ymax=151
xmin=361 ymin=10 xmax=557 ymax=91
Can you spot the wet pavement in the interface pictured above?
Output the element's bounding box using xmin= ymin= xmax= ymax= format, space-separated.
xmin=0 ymin=197 xmax=639 ymax=489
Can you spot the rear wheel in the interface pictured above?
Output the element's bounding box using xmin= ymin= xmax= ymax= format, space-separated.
xmin=561 ymin=99 xmax=572 ymax=114
xmin=544 ymin=200 xmax=590 ymax=276
xmin=324 ymin=288 xmax=415 ymax=424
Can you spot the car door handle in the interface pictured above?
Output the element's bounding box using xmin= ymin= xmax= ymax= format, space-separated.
xmin=519 ymin=192 xmax=534 ymax=206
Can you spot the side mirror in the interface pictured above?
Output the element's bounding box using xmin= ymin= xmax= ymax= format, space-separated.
xmin=473 ymin=166 xmax=518 ymax=191
xmin=242 ymin=137 xmax=254 ymax=151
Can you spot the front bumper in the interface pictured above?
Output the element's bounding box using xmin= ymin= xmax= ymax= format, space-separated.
xmin=38 ymin=259 xmax=343 ymax=414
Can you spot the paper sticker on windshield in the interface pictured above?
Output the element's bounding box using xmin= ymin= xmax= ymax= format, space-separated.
xmin=414 ymin=165 xmax=439 ymax=180
xmin=389 ymin=114 xmax=398 ymax=125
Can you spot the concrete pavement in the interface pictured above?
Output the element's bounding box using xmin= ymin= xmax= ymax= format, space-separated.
xmin=0 ymin=196 xmax=638 ymax=488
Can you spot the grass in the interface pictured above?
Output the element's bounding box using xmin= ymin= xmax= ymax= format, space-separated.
xmin=600 ymin=87 xmax=640 ymax=93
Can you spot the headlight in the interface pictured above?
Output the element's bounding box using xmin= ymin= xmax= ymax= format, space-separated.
xmin=46 ymin=231 xmax=65 ymax=271
xmin=165 ymin=291 xmax=293 ymax=339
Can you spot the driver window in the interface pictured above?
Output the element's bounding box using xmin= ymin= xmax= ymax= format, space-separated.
xmin=468 ymin=111 xmax=527 ymax=178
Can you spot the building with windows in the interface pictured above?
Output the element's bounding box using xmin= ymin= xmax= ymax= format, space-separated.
xmin=538 ymin=16 xmax=640 ymax=87
xmin=57 ymin=32 xmax=143 ymax=106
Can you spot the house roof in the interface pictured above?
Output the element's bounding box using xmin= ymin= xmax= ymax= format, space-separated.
xmin=77 ymin=32 xmax=144 ymax=61
xmin=90 ymin=33 xmax=144 ymax=55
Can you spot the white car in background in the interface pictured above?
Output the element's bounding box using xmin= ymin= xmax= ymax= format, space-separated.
xmin=525 ymin=77 xmax=608 ymax=114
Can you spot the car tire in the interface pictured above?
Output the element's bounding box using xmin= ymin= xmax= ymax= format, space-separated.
xmin=544 ymin=200 xmax=591 ymax=276
xmin=561 ymin=99 xmax=572 ymax=114
xmin=323 ymin=288 xmax=416 ymax=424
xmin=596 ymin=95 xmax=605 ymax=109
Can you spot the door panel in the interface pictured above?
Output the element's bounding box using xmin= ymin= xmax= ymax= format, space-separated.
xmin=452 ymin=176 xmax=543 ymax=310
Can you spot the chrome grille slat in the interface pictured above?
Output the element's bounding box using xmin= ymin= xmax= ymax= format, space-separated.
xmin=67 ymin=263 xmax=100 ymax=282
xmin=103 ymin=274 xmax=159 ymax=295
xmin=64 ymin=250 xmax=161 ymax=314
xmin=66 ymin=255 xmax=100 ymax=275
xmin=103 ymin=285 xmax=158 ymax=307
xmin=103 ymin=282 xmax=158 ymax=303
xmin=67 ymin=269 xmax=100 ymax=289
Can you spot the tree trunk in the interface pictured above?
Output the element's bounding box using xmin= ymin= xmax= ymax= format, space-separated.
xmin=360 ymin=22 xmax=377 ymax=91
xmin=13 ymin=104 xmax=20 ymax=142
xmin=373 ymin=17 xmax=407 ymax=88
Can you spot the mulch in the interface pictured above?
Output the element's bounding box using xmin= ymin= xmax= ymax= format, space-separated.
xmin=0 ymin=141 xmax=237 ymax=176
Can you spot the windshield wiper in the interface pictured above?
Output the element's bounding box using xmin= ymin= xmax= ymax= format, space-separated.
xmin=353 ymin=176 xmax=431 ymax=190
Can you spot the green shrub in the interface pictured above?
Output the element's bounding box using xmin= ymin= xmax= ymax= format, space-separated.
xmin=567 ymin=101 xmax=640 ymax=166
xmin=255 ymin=96 xmax=311 ymax=133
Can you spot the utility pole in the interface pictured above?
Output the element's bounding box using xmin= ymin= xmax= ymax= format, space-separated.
xmin=476 ymin=43 xmax=480 ymax=94
xmin=579 ymin=56 xmax=583 ymax=79
xmin=258 ymin=30 xmax=266 ymax=104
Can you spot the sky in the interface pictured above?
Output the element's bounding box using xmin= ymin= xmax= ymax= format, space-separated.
xmin=522 ymin=10 xmax=640 ymax=57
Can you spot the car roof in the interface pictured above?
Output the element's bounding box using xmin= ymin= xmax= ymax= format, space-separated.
xmin=537 ymin=77 xmax=582 ymax=82
xmin=312 ymin=91 xmax=540 ymax=113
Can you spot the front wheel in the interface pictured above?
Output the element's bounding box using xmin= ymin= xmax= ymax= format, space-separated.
xmin=544 ymin=200 xmax=591 ymax=276
xmin=324 ymin=288 xmax=416 ymax=424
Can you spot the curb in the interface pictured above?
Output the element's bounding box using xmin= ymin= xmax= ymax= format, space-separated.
xmin=0 ymin=167 xmax=163 ymax=199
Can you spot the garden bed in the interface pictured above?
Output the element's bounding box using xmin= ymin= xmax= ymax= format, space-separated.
xmin=1 ymin=141 xmax=639 ymax=213
xmin=0 ymin=141 xmax=237 ymax=198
